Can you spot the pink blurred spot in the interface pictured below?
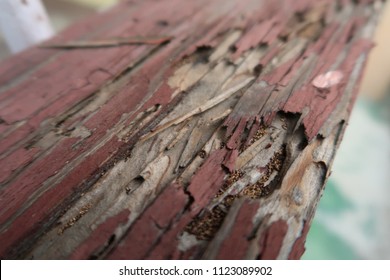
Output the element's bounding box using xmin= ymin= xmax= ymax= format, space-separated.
xmin=312 ymin=70 xmax=344 ymax=90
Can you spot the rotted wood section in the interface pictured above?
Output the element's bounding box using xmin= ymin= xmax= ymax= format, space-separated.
xmin=0 ymin=0 xmax=381 ymax=259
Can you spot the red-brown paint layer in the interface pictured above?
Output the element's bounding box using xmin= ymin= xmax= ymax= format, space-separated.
xmin=288 ymin=221 xmax=310 ymax=260
xmin=258 ymin=220 xmax=288 ymax=259
xmin=187 ymin=149 xmax=229 ymax=212
xmin=216 ymin=200 xmax=259 ymax=259
xmin=70 ymin=209 xmax=130 ymax=259
xmin=108 ymin=183 xmax=188 ymax=259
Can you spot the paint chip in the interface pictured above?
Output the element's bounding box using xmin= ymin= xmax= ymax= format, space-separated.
xmin=312 ymin=70 xmax=344 ymax=90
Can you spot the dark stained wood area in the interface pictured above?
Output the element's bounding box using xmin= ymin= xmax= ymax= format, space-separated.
xmin=0 ymin=0 xmax=382 ymax=259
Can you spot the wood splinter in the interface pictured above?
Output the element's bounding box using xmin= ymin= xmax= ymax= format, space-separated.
xmin=41 ymin=35 xmax=173 ymax=49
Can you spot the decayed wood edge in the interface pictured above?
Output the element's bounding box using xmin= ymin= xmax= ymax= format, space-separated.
xmin=0 ymin=0 xmax=383 ymax=259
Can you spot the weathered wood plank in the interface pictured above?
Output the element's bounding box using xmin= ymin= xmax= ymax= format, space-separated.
xmin=0 ymin=0 xmax=382 ymax=259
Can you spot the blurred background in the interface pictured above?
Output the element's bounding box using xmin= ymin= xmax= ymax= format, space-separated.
xmin=0 ymin=0 xmax=389 ymax=259
xmin=303 ymin=2 xmax=390 ymax=259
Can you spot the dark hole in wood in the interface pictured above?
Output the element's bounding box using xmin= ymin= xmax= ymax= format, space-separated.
xmin=88 ymin=234 xmax=116 ymax=259
xmin=253 ymin=64 xmax=263 ymax=76
xmin=156 ymin=20 xmax=169 ymax=26
xmin=295 ymin=11 xmax=306 ymax=22
xmin=133 ymin=175 xmax=145 ymax=187
xmin=193 ymin=46 xmax=213 ymax=64
xmin=278 ymin=34 xmax=289 ymax=43
xmin=229 ymin=44 xmax=237 ymax=53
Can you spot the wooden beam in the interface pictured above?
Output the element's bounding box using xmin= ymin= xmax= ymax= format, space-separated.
xmin=0 ymin=0 xmax=382 ymax=259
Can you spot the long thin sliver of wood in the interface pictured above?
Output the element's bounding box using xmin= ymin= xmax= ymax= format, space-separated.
xmin=141 ymin=77 xmax=255 ymax=142
xmin=40 ymin=36 xmax=173 ymax=49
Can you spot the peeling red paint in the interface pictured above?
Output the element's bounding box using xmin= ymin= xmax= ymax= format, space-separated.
xmin=187 ymin=149 xmax=228 ymax=212
xmin=288 ymin=221 xmax=310 ymax=260
xmin=226 ymin=117 xmax=250 ymax=149
xmin=0 ymin=136 xmax=120 ymax=258
xmin=0 ymin=1 xmax=131 ymax=90
xmin=0 ymin=147 xmax=39 ymax=184
xmin=282 ymin=39 xmax=374 ymax=140
xmin=262 ymin=58 xmax=298 ymax=85
xmin=222 ymin=149 xmax=239 ymax=173
xmin=233 ymin=20 xmax=275 ymax=60
xmin=306 ymin=23 xmax=339 ymax=55
xmin=261 ymin=24 xmax=282 ymax=45
xmin=259 ymin=46 xmax=281 ymax=68
xmin=244 ymin=116 xmax=261 ymax=147
xmin=145 ymin=216 xmax=193 ymax=260
xmin=258 ymin=220 xmax=288 ymax=259
xmin=216 ymin=200 xmax=259 ymax=259
xmin=0 ymin=124 xmax=34 ymax=155
xmin=108 ymin=183 xmax=188 ymax=259
xmin=0 ymin=123 xmax=9 ymax=135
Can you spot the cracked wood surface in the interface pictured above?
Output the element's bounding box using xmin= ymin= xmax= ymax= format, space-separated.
xmin=0 ymin=0 xmax=381 ymax=259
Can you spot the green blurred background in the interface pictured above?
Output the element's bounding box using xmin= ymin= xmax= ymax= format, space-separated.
xmin=303 ymin=96 xmax=390 ymax=259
